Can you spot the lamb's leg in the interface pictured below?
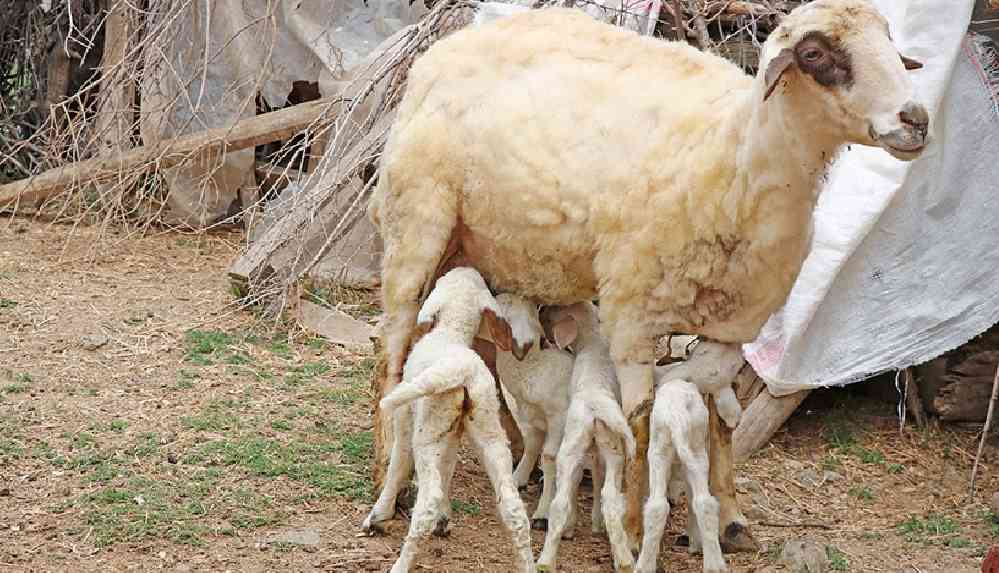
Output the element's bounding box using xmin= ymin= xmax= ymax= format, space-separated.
xmin=708 ymin=396 xmax=757 ymax=553
xmin=597 ymin=434 xmax=636 ymax=573
xmin=364 ymin=407 xmax=414 ymax=533
xmin=434 ymin=431 xmax=461 ymax=537
xmin=684 ymin=454 xmax=726 ymax=572
xmin=591 ymin=450 xmax=605 ymax=534
xmin=537 ymin=416 xmax=592 ymax=572
xmin=636 ymin=418 xmax=673 ymax=573
xmin=391 ymin=439 xmax=448 ymax=573
xmin=515 ymin=424 xmax=543 ymax=490
xmin=532 ymin=414 xmax=564 ymax=528
xmin=466 ymin=408 xmax=536 ymax=572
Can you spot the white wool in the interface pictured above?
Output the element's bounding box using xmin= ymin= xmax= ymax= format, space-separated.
xmin=637 ymin=379 xmax=727 ymax=573
xmin=655 ymin=340 xmax=746 ymax=429
xmin=364 ymin=268 xmax=535 ymax=573
xmin=537 ymin=302 xmax=637 ymax=573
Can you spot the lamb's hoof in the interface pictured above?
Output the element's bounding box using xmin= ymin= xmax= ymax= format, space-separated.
xmin=361 ymin=513 xmax=388 ymax=536
xmin=531 ymin=518 xmax=548 ymax=531
xmin=674 ymin=534 xmax=690 ymax=547
xmin=719 ymin=522 xmax=758 ymax=554
xmin=432 ymin=516 xmax=450 ymax=538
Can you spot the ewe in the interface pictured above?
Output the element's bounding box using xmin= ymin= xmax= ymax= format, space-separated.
xmin=536 ymin=301 xmax=637 ymax=572
xmin=364 ymin=267 xmax=535 ymax=573
xmin=370 ymin=0 xmax=929 ymax=549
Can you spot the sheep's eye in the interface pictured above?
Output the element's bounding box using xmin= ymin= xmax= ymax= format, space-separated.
xmin=801 ymin=48 xmax=824 ymax=62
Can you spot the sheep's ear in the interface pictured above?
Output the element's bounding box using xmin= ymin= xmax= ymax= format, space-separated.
xmin=482 ymin=307 xmax=514 ymax=352
xmin=763 ymin=47 xmax=795 ymax=101
xmin=900 ymin=54 xmax=923 ymax=71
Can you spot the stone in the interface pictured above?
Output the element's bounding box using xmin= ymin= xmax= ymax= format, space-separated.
xmin=262 ymin=527 xmax=322 ymax=549
xmin=745 ymin=504 xmax=769 ymax=521
xmin=736 ymin=476 xmax=763 ymax=494
xmin=822 ymin=470 xmax=843 ymax=482
xmin=797 ymin=469 xmax=823 ymax=488
xmin=80 ymin=334 xmax=109 ymax=351
xmin=779 ymin=538 xmax=829 ymax=573
xmin=297 ymin=300 xmax=375 ymax=352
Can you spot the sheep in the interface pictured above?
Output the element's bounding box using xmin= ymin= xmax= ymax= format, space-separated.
xmin=370 ymin=0 xmax=929 ymax=550
xmin=637 ymin=378 xmax=727 ymax=573
xmin=362 ymin=267 xmax=535 ymax=573
xmin=536 ymin=301 xmax=637 ymax=573
xmin=486 ymin=293 xmax=574 ymax=528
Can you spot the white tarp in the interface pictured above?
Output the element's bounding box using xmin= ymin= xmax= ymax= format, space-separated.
xmin=743 ymin=0 xmax=999 ymax=395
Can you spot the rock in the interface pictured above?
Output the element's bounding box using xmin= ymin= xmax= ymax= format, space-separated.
xmin=736 ymin=476 xmax=763 ymax=494
xmin=822 ymin=471 xmax=843 ymax=482
xmin=80 ymin=334 xmax=109 ymax=351
xmin=297 ymin=300 xmax=375 ymax=352
xmin=797 ymin=469 xmax=823 ymax=488
xmin=784 ymin=460 xmax=805 ymax=471
xmin=779 ymin=538 xmax=828 ymax=573
xmin=262 ymin=527 xmax=322 ymax=549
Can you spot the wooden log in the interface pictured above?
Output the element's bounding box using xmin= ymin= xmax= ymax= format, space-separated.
xmin=0 ymin=96 xmax=343 ymax=210
xmin=733 ymin=388 xmax=810 ymax=463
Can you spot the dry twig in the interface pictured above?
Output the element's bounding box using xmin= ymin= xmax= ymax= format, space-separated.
xmin=970 ymin=362 xmax=999 ymax=496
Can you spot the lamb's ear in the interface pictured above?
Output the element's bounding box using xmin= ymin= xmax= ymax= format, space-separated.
xmin=416 ymin=283 xmax=448 ymax=329
xmin=551 ymin=315 xmax=578 ymax=351
xmin=763 ymin=47 xmax=795 ymax=102
xmin=900 ymin=54 xmax=923 ymax=71
xmin=482 ymin=307 xmax=514 ymax=352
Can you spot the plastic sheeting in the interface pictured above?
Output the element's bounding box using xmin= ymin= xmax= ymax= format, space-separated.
xmin=743 ymin=0 xmax=999 ymax=395
xmin=139 ymin=0 xmax=429 ymax=228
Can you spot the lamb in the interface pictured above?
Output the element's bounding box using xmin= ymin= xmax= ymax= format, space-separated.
xmin=486 ymin=293 xmax=574 ymax=528
xmin=536 ymin=301 xmax=637 ymax=573
xmin=370 ymin=0 xmax=929 ymax=549
xmin=362 ymin=267 xmax=535 ymax=573
xmin=636 ymin=378 xmax=726 ymax=573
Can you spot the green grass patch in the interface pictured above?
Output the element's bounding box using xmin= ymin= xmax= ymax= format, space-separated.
xmin=285 ymin=361 xmax=330 ymax=386
xmin=848 ymin=486 xmax=874 ymax=501
xmin=898 ymin=514 xmax=959 ymax=542
xmin=451 ymin=499 xmax=481 ymax=516
xmin=826 ymin=546 xmax=848 ymax=571
xmin=947 ymin=537 xmax=972 ymax=548
xmin=0 ymin=298 xmax=17 ymax=309
xmin=183 ymin=330 xmax=241 ymax=366
xmin=887 ymin=463 xmax=905 ymax=474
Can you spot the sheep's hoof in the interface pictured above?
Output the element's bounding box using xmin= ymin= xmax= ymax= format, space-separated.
xmin=432 ymin=516 xmax=450 ymax=538
xmin=719 ymin=522 xmax=758 ymax=554
xmin=674 ymin=534 xmax=690 ymax=547
xmin=529 ymin=467 xmax=544 ymax=484
xmin=361 ymin=514 xmax=388 ymax=536
xmin=531 ymin=518 xmax=548 ymax=531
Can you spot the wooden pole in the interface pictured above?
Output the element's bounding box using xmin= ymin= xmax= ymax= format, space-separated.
xmin=733 ymin=388 xmax=810 ymax=463
xmin=0 ymin=96 xmax=343 ymax=210
xmin=970 ymin=364 xmax=999 ymax=496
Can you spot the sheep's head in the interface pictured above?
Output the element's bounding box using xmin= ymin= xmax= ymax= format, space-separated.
xmin=417 ymin=267 xmax=515 ymax=351
xmin=761 ymin=0 xmax=929 ymax=160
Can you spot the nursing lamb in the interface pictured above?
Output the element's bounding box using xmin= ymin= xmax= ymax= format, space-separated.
xmin=370 ymin=0 xmax=929 ymax=549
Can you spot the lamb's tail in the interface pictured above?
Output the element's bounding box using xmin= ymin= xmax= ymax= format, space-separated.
xmin=379 ymin=357 xmax=476 ymax=413
xmin=589 ymin=393 xmax=637 ymax=460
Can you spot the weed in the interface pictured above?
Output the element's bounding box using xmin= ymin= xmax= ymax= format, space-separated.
xmin=886 ymin=463 xmax=904 ymax=474
xmin=451 ymin=499 xmax=481 ymax=515
xmin=898 ymin=514 xmax=959 ymax=542
xmin=306 ymin=337 xmax=327 ymax=351
xmin=271 ymin=420 xmax=293 ymax=432
xmin=823 ymin=421 xmax=856 ymax=450
xmin=110 ymin=419 xmax=129 ymax=433
xmin=984 ymin=511 xmax=999 ymax=537
xmin=821 ymin=455 xmax=842 ymax=471
xmin=130 ymin=433 xmax=160 ymax=457
xmin=0 ymin=298 xmax=17 ymax=309
xmin=859 ymin=531 xmax=883 ymax=542
xmin=182 ymin=410 xmax=240 ymax=432
xmin=947 ymin=537 xmax=971 ymax=548
xmin=854 ymin=447 xmax=885 ymax=465
xmin=0 ymin=437 xmax=25 ymax=461
xmin=285 ymin=361 xmax=330 ymax=386
xmin=848 ymin=486 xmax=874 ymax=501
xmin=183 ymin=330 xmax=238 ymax=366
xmin=3 ymin=381 xmax=30 ymax=394
xmin=826 ymin=546 xmax=848 ymax=570
xmin=339 ymin=431 xmax=373 ymax=464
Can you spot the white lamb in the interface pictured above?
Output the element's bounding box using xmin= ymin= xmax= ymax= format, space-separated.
xmin=486 ymin=293 xmax=574 ymax=528
xmin=370 ymin=0 xmax=929 ymax=549
xmin=536 ymin=301 xmax=637 ymax=573
xmin=636 ymin=378 xmax=727 ymax=573
xmin=363 ymin=267 xmax=535 ymax=573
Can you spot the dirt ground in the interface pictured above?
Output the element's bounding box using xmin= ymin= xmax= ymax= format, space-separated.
xmin=2 ymin=219 xmax=999 ymax=572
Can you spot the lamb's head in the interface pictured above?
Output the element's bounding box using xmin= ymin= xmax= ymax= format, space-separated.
xmin=417 ymin=266 xmax=514 ymax=350
xmin=494 ymin=293 xmax=544 ymax=361
xmin=539 ymin=301 xmax=600 ymax=351
xmin=761 ymin=0 xmax=928 ymax=160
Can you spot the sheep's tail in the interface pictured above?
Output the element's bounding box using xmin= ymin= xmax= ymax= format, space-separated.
xmin=379 ymin=357 xmax=477 ymax=413
xmin=589 ymin=393 xmax=637 ymax=460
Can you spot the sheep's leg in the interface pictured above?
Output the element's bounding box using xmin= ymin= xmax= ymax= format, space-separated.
xmin=374 ymin=201 xmax=458 ymax=489
xmin=636 ymin=418 xmax=673 ymax=573
xmin=611 ymin=352 xmax=654 ymax=552
xmin=591 ymin=450 xmax=605 ymax=534
xmin=364 ymin=406 xmax=415 ymax=533
xmin=707 ymin=396 xmax=757 ymax=554
xmin=466 ymin=410 xmax=536 ymax=572
xmin=537 ymin=416 xmax=592 ymax=571
xmin=532 ymin=415 xmax=564 ymax=527
xmin=597 ymin=431 xmax=636 ymax=573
